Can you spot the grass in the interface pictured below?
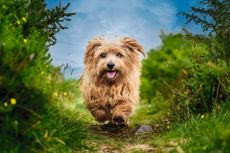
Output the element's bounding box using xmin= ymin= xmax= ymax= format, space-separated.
xmin=39 ymin=80 xmax=229 ymax=153
xmin=131 ymin=92 xmax=170 ymax=125
xmin=1 ymin=79 xmax=229 ymax=152
xmin=152 ymin=104 xmax=230 ymax=153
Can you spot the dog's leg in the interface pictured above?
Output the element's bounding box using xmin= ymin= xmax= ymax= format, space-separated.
xmin=91 ymin=108 xmax=110 ymax=122
xmin=112 ymin=102 xmax=132 ymax=125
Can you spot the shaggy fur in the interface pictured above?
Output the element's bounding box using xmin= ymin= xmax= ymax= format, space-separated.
xmin=80 ymin=37 xmax=144 ymax=125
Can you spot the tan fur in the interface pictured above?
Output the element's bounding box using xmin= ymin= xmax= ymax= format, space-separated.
xmin=80 ymin=37 xmax=144 ymax=125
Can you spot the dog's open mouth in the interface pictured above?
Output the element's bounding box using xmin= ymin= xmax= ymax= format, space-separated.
xmin=106 ymin=71 xmax=117 ymax=79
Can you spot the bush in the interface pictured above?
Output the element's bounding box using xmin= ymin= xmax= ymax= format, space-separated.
xmin=171 ymin=0 xmax=230 ymax=120
xmin=0 ymin=0 xmax=80 ymax=152
xmin=141 ymin=33 xmax=192 ymax=102
xmin=141 ymin=0 xmax=229 ymax=123
xmin=171 ymin=43 xmax=230 ymax=121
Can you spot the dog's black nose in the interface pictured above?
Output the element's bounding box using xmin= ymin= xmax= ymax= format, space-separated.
xmin=107 ymin=62 xmax=115 ymax=69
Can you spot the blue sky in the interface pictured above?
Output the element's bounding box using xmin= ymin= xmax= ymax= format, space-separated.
xmin=45 ymin=0 xmax=200 ymax=78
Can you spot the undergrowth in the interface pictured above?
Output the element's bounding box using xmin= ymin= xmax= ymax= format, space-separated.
xmin=152 ymin=103 xmax=230 ymax=153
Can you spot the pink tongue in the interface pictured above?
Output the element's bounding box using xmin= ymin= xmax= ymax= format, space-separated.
xmin=106 ymin=71 xmax=116 ymax=79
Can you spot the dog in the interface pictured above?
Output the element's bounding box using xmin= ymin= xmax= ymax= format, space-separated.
xmin=80 ymin=37 xmax=144 ymax=126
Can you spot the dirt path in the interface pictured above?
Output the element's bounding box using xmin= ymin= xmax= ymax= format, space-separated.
xmin=85 ymin=124 xmax=163 ymax=153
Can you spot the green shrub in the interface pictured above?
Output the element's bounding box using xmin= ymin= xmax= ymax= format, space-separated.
xmin=141 ymin=33 xmax=192 ymax=102
xmin=171 ymin=0 xmax=230 ymax=120
xmin=171 ymin=43 xmax=230 ymax=121
xmin=141 ymin=0 xmax=230 ymax=123
xmin=0 ymin=0 xmax=81 ymax=152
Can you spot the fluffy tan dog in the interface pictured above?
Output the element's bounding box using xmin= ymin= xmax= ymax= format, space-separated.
xmin=80 ymin=37 xmax=144 ymax=125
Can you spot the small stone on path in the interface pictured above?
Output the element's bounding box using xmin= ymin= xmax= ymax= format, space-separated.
xmin=135 ymin=125 xmax=153 ymax=134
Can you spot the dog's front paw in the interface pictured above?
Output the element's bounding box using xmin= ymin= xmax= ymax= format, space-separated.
xmin=92 ymin=109 xmax=110 ymax=122
xmin=112 ymin=115 xmax=127 ymax=126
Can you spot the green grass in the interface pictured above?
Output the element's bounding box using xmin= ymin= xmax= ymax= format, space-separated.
xmin=1 ymin=78 xmax=229 ymax=153
xmin=37 ymin=80 xmax=92 ymax=152
xmin=0 ymin=79 xmax=90 ymax=153
xmin=130 ymin=92 xmax=170 ymax=125
xmin=40 ymin=80 xmax=229 ymax=153
xmin=37 ymin=80 xmax=229 ymax=153
xmin=152 ymin=104 xmax=230 ymax=153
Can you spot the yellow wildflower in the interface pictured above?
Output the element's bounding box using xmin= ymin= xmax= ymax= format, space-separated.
xmin=201 ymin=114 xmax=205 ymax=119
xmin=16 ymin=20 xmax=20 ymax=25
xmin=4 ymin=102 xmax=8 ymax=107
xmin=23 ymin=39 xmax=27 ymax=43
xmin=22 ymin=17 xmax=27 ymax=23
xmin=63 ymin=92 xmax=67 ymax=96
xmin=54 ymin=92 xmax=58 ymax=97
xmin=10 ymin=98 xmax=16 ymax=105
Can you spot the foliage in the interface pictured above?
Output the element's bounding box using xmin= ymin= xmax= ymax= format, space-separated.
xmin=141 ymin=0 xmax=229 ymax=123
xmin=172 ymin=0 xmax=230 ymax=119
xmin=29 ymin=79 xmax=87 ymax=153
xmin=181 ymin=0 xmax=229 ymax=63
xmin=153 ymin=103 xmax=230 ymax=153
xmin=137 ymin=1 xmax=230 ymax=152
xmin=0 ymin=0 xmax=75 ymax=46
xmin=0 ymin=0 xmax=83 ymax=152
xmin=141 ymin=33 xmax=192 ymax=103
xmin=171 ymin=44 xmax=230 ymax=120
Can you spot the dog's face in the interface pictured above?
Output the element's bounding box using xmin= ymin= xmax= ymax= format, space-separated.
xmin=84 ymin=37 xmax=144 ymax=84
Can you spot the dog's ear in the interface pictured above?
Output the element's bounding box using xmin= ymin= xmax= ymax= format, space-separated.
xmin=84 ymin=37 xmax=102 ymax=64
xmin=121 ymin=37 xmax=145 ymax=56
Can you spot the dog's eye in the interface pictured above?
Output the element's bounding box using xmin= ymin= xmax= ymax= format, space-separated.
xmin=116 ymin=53 xmax=123 ymax=58
xmin=99 ymin=53 xmax=106 ymax=58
